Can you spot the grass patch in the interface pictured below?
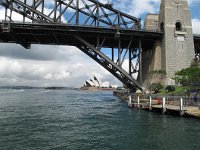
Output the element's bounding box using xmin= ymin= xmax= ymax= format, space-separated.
xmin=158 ymin=86 xmax=186 ymax=95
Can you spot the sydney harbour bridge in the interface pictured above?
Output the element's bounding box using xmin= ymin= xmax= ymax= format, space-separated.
xmin=0 ymin=0 xmax=199 ymax=91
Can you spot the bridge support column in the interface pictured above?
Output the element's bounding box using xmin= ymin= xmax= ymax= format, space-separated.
xmin=118 ymin=39 xmax=121 ymax=67
xmin=159 ymin=0 xmax=195 ymax=79
xmin=139 ymin=40 xmax=142 ymax=83
xmin=162 ymin=97 xmax=166 ymax=114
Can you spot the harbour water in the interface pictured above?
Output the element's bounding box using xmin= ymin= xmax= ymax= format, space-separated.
xmin=0 ymin=89 xmax=200 ymax=150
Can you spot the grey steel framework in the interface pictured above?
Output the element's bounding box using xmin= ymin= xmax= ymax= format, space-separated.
xmin=0 ymin=0 xmax=141 ymax=28
xmin=0 ymin=0 xmax=199 ymax=90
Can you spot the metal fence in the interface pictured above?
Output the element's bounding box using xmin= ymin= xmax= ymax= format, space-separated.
xmin=140 ymin=93 xmax=200 ymax=107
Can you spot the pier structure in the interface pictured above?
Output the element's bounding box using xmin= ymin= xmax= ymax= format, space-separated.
xmin=113 ymin=89 xmax=200 ymax=119
xmin=150 ymin=101 xmax=200 ymax=118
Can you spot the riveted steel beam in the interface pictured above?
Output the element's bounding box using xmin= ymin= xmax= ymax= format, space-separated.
xmin=74 ymin=35 xmax=144 ymax=90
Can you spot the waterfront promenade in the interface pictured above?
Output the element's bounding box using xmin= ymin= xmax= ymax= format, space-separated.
xmin=151 ymin=105 xmax=200 ymax=118
xmin=113 ymin=90 xmax=200 ymax=119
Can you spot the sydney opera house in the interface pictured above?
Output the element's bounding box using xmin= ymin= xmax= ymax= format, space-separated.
xmin=80 ymin=76 xmax=115 ymax=91
xmin=84 ymin=76 xmax=102 ymax=87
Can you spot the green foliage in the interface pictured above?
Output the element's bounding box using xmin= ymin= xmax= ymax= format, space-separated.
xmin=150 ymin=83 xmax=163 ymax=93
xmin=158 ymin=86 xmax=185 ymax=95
xmin=175 ymin=62 xmax=200 ymax=90
xmin=165 ymin=85 xmax=175 ymax=92
xmin=173 ymin=86 xmax=185 ymax=94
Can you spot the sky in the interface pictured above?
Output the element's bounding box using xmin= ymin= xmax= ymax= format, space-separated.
xmin=0 ymin=0 xmax=200 ymax=87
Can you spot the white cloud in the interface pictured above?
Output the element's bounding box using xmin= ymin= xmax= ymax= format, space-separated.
xmin=112 ymin=0 xmax=197 ymax=18
xmin=0 ymin=8 xmax=25 ymax=22
xmin=99 ymin=0 xmax=109 ymax=4
xmin=0 ymin=44 xmax=120 ymax=87
xmin=110 ymin=0 xmax=160 ymax=18
xmin=130 ymin=0 xmax=160 ymax=17
xmin=192 ymin=19 xmax=200 ymax=34
xmin=188 ymin=0 xmax=200 ymax=5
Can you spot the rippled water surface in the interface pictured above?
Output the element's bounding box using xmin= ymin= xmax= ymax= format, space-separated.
xmin=0 ymin=89 xmax=200 ymax=150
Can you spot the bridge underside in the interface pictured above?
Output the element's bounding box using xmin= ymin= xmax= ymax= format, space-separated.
xmin=0 ymin=23 xmax=162 ymax=90
xmin=0 ymin=23 xmax=161 ymax=49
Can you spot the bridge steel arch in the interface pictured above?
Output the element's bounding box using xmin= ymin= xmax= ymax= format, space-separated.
xmin=0 ymin=0 xmax=163 ymax=90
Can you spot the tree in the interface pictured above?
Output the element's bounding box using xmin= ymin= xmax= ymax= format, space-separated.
xmin=175 ymin=60 xmax=200 ymax=90
xmin=165 ymin=85 xmax=176 ymax=92
xmin=150 ymin=83 xmax=163 ymax=93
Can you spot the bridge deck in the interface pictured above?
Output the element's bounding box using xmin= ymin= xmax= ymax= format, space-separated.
xmin=0 ymin=23 xmax=163 ymax=49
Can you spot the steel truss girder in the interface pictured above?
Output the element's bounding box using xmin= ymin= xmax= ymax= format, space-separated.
xmin=74 ymin=35 xmax=144 ymax=90
xmin=0 ymin=0 xmax=141 ymax=29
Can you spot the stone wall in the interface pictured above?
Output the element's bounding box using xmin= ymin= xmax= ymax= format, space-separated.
xmin=142 ymin=0 xmax=195 ymax=88
xmin=159 ymin=0 xmax=195 ymax=78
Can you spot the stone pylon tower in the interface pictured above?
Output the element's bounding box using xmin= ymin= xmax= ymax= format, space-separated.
xmin=159 ymin=0 xmax=195 ymax=81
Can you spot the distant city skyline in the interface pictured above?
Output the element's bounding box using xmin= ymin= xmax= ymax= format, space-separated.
xmin=0 ymin=0 xmax=199 ymax=87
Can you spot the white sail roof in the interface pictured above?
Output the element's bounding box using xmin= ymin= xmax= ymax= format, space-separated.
xmin=94 ymin=76 xmax=102 ymax=87
xmin=85 ymin=80 xmax=96 ymax=87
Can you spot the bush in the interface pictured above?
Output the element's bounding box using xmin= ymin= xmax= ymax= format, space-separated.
xmin=150 ymin=83 xmax=163 ymax=93
xmin=165 ymin=85 xmax=176 ymax=92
